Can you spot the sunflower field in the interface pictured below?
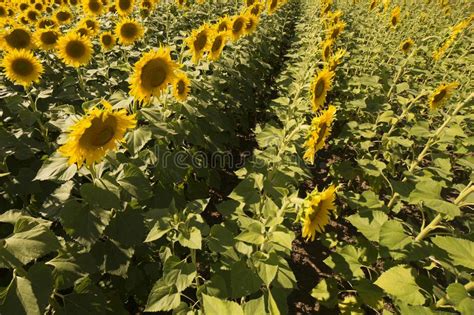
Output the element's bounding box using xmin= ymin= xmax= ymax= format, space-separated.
xmin=0 ymin=0 xmax=473 ymax=314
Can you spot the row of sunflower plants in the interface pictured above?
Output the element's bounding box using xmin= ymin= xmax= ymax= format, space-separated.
xmin=307 ymin=0 xmax=473 ymax=314
xmin=0 ymin=0 xmax=297 ymax=313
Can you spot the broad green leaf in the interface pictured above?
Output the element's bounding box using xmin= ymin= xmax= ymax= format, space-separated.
xmin=0 ymin=275 xmax=41 ymax=315
xmin=90 ymin=239 xmax=134 ymax=276
xmin=374 ymin=265 xmax=425 ymax=305
xmin=408 ymin=179 xmax=460 ymax=218
xmin=379 ymin=220 xmax=412 ymax=259
xmin=145 ymin=279 xmax=180 ymax=312
xmin=230 ymin=260 xmax=262 ymax=298
xmin=208 ymin=225 xmax=235 ymax=253
xmin=80 ymin=183 xmax=121 ymax=209
xmin=125 ymin=127 xmax=152 ymax=155
xmin=347 ymin=211 xmax=388 ymax=242
xmin=116 ymin=164 xmax=152 ymax=200
xmin=354 ymin=279 xmax=384 ymax=309
xmin=202 ymin=294 xmax=244 ymax=315
xmin=235 ymin=230 xmax=264 ymax=245
xmin=243 ymin=296 xmax=265 ymax=315
xmin=432 ymin=236 xmax=474 ymax=270
xmin=177 ymin=226 xmax=202 ymax=249
xmin=34 ymin=154 xmax=77 ymax=181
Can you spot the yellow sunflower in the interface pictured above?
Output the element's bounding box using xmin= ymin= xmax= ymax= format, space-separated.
xmin=100 ymin=31 xmax=116 ymax=51
xmin=230 ymin=15 xmax=248 ymax=41
xmin=208 ymin=32 xmax=228 ymax=61
xmin=26 ymin=9 xmax=40 ymax=23
xmin=245 ymin=0 xmax=256 ymax=6
xmin=82 ymin=0 xmax=104 ymax=16
xmin=34 ymin=28 xmax=60 ymax=50
xmin=2 ymin=49 xmax=43 ymax=87
xmin=301 ymin=185 xmax=337 ymax=242
xmin=185 ymin=23 xmax=213 ymax=63
xmin=54 ymin=7 xmax=73 ymax=25
xmin=115 ymin=18 xmax=144 ymax=46
xmin=215 ymin=16 xmax=232 ymax=33
xmin=245 ymin=13 xmax=259 ymax=35
xmin=321 ymin=38 xmax=334 ymax=62
xmin=173 ymin=71 xmax=191 ymax=102
xmin=327 ymin=22 xmax=345 ymax=40
xmin=57 ymin=32 xmax=93 ymax=67
xmin=1 ymin=26 xmax=33 ymax=51
xmin=248 ymin=2 xmax=264 ymax=16
xmin=37 ymin=18 xmax=58 ymax=29
xmin=428 ymin=82 xmax=459 ymax=110
xmin=400 ymin=38 xmax=414 ymax=54
xmin=303 ymin=105 xmax=336 ymax=164
xmin=390 ymin=6 xmax=400 ymax=28
xmin=310 ymin=67 xmax=334 ymax=112
xmin=58 ymin=100 xmax=137 ymax=167
xmin=267 ymin=0 xmax=279 ymax=14
xmin=328 ymin=49 xmax=346 ymax=71
xmin=115 ymin=0 xmax=134 ymax=16
xmin=80 ymin=17 xmax=100 ymax=37
xmin=129 ymin=47 xmax=179 ymax=102
xmin=176 ymin=0 xmax=187 ymax=9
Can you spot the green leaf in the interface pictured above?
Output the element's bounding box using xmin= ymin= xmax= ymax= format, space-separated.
xmin=347 ymin=211 xmax=388 ymax=242
xmin=60 ymin=201 xmax=112 ymax=249
xmin=208 ymin=225 xmax=235 ymax=253
xmin=243 ymin=296 xmax=265 ymax=315
xmin=432 ymin=236 xmax=474 ymax=270
xmin=80 ymin=183 xmax=121 ymax=209
xmin=90 ymin=239 xmax=133 ymax=276
xmin=353 ymin=279 xmax=384 ymax=309
xmin=408 ymin=179 xmax=460 ymax=218
xmin=446 ymin=283 xmax=470 ymax=306
xmin=145 ymin=279 xmax=180 ymax=312
xmin=202 ymin=294 xmax=244 ymax=315
xmin=374 ymin=265 xmax=425 ymax=305
xmin=34 ymin=154 xmax=77 ymax=182
xmin=230 ymin=260 xmax=262 ymax=298
xmin=228 ymin=178 xmax=261 ymax=205
xmin=3 ymin=219 xmax=60 ymax=265
xmin=177 ymin=226 xmax=202 ymax=249
xmin=235 ymin=230 xmax=264 ymax=245
xmin=379 ymin=220 xmax=412 ymax=259
xmin=116 ymin=164 xmax=152 ymax=200
xmin=0 ymin=275 xmax=41 ymax=315
xmin=125 ymin=126 xmax=152 ymax=155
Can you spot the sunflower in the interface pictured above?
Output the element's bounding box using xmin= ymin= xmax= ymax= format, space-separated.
xmin=116 ymin=0 xmax=134 ymax=16
xmin=115 ymin=18 xmax=144 ymax=46
xmin=230 ymin=15 xmax=248 ymax=41
xmin=327 ymin=22 xmax=345 ymax=40
xmin=37 ymin=18 xmax=58 ymax=29
xmin=390 ymin=6 xmax=400 ymax=28
xmin=34 ymin=28 xmax=60 ymax=50
xmin=129 ymin=47 xmax=179 ymax=102
xmin=400 ymin=38 xmax=414 ymax=54
xmin=245 ymin=13 xmax=259 ymax=35
xmin=2 ymin=49 xmax=43 ymax=87
xmin=54 ymin=7 xmax=73 ymax=24
xmin=267 ymin=0 xmax=279 ymax=15
xmin=176 ymin=0 xmax=187 ymax=9
xmin=321 ymin=38 xmax=333 ymax=62
xmin=82 ymin=0 xmax=104 ymax=16
xmin=215 ymin=16 xmax=231 ymax=34
xmin=245 ymin=0 xmax=256 ymax=6
xmin=208 ymin=32 xmax=228 ymax=61
xmin=328 ymin=49 xmax=346 ymax=71
xmin=301 ymin=185 xmax=337 ymax=242
xmin=80 ymin=17 xmax=100 ymax=36
xmin=303 ymin=105 xmax=336 ymax=164
xmin=57 ymin=32 xmax=93 ymax=67
xmin=26 ymin=9 xmax=40 ymax=22
xmin=1 ymin=26 xmax=33 ymax=51
xmin=248 ymin=2 xmax=264 ymax=16
xmin=173 ymin=71 xmax=191 ymax=102
xmin=0 ymin=4 xmax=7 ymax=18
xmin=58 ymin=100 xmax=137 ymax=167
xmin=186 ymin=23 xmax=213 ymax=63
xmin=100 ymin=31 xmax=116 ymax=50
xmin=428 ymin=82 xmax=459 ymax=110
xmin=310 ymin=67 xmax=334 ymax=111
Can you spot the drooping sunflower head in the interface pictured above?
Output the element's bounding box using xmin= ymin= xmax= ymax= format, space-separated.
xmin=230 ymin=15 xmax=248 ymax=41
xmin=115 ymin=18 xmax=144 ymax=46
xmin=310 ymin=67 xmax=334 ymax=112
xmin=244 ymin=13 xmax=259 ymax=35
xmin=245 ymin=0 xmax=257 ymax=6
xmin=327 ymin=22 xmax=345 ymax=40
xmin=428 ymin=82 xmax=459 ymax=110
xmin=34 ymin=28 xmax=60 ymax=50
xmin=116 ymin=0 xmax=134 ymax=16
xmin=58 ymin=100 xmax=137 ymax=167
xmin=208 ymin=32 xmax=228 ymax=61
xmin=248 ymin=2 xmax=264 ymax=16
xmin=2 ymin=49 xmax=43 ymax=87
xmin=54 ymin=7 xmax=73 ymax=24
xmin=301 ymin=185 xmax=337 ymax=242
xmin=321 ymin=38 xmax=334 ymax=62
xmin=186 ymin=23 xmax=213 ymax=63
xmin=129 ymin=47 xmax=179 ymax=103
xmin=303 ymin=105 xmax=336 ymax=164
xmin=390 ymin=6 xmax=401 ymax=28
xmin=82 ymin=0 xmax=104 ymax=16
xmin=100 ymin=31 xmax=116 ymax=51
xmin=267 ymin=0 xmax=279 ymax=15
xmin=400 ymin=38 xmax=414 ymax=54
xmin=1 ymin=26 xmax=33 ymax=51
xmin=57 ymin=32 xmax=93 ymax=68
xmin=173 ymin=71 xmax=191 ymax=102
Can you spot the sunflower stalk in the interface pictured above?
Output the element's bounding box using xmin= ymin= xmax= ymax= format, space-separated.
xmin=387 ymin=93 xmax=473 ymax=208
xmin=435 ymin=281 xmax=474 ymax=309
xmin=386 ymin=48 xmax=417 ymax=98
xmin=414 ymin=183 xmax=473 ymax=243
xmin=26 ymin=87 xmax=52 ymax=150
xmin=76 ymin=68 xmax=86 ymax=93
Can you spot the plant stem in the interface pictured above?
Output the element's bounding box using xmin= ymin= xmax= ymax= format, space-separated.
xmin=191 ymin=249 xmax=200 ymax=287
xmin=387 ymin=48 xmax=417 ymax=98
xmin=436 ymin=281 xmax=474 ymax=308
